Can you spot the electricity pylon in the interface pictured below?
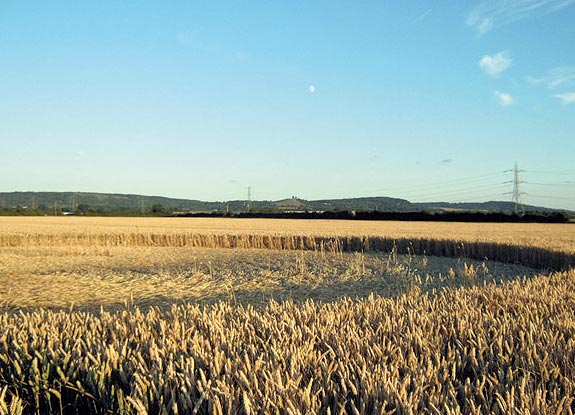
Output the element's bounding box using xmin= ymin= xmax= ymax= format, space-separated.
xmin=505 ymin=162 xmax=525 ymax=215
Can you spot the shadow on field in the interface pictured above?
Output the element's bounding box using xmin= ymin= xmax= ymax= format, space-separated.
xmin=4 ymin=264 xmax=538 ymax=314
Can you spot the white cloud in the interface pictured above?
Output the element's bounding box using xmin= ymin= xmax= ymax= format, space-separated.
xmin=495 ymin=91 xmax=514 ymax=106
xmin=553 ymin=92 xmax=575 ymax=104
xmin=467 ymin=0 xmax=575 ymax=35
xmin=527 ymin=66 xmax=575 ymax=89
xmin=479 ymin=52 xmax=512 ymax=77
xmin=477 ymin=18 xmax=494 ymax=35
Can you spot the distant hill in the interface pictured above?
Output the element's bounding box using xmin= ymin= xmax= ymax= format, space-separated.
xmin=0 ymin=191 xmax=572 ymax=216
xmin=0 ymin=193 xmax=424 ymax=214
xmin=0 ymin=192 xmax=222 ymax=213
xmin=271 ymin=196 xmax=414 ymax=212
xmin=413 ymin=201 xmax=569 ymax=214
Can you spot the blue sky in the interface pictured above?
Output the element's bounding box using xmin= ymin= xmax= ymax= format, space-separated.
xmin=1 ymin=1 xmax=574 ymax=209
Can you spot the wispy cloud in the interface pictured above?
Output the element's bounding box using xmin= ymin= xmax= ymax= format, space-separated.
xmin=479 ymin=51 xmax=512 ymax=76
xmin=527 ymin=66 xmax=575 ymax=89
xmin=495 ymin=91 xmax=514 ymax=106
xmin=553 ymin=92 xmax=575 ymax=104
xmin=413 ymin=8 xmax=432 ymax=24
xmin=467 ymin=0 xmax=575 ymax=35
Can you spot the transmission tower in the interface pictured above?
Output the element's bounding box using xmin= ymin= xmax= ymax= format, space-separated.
xmin=505 ymin=162 xmax=525 ymax=214
xmin=247 ymin=186 xmax=252 ymax=212
xmin=69 ymin=193 xmax=78 ymax=211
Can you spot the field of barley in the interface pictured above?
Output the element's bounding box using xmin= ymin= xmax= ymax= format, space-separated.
xmin=1 ymin=217 xmax=574 ymax=414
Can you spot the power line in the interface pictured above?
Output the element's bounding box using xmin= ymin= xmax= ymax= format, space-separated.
xmin=219 ymin=165 xmax=573 ymax=210
xmin=527 ymin=194 xmax=574 ymax=201
xmin=406 ymin=183 xmax=508 ymax=199
xmin=525 ymin=169 xmax=575 ymax=175
xmin=525 ymin=182 xmax=575 ymax=186
xmin=367 ymin=172 xmax=507 ymax=195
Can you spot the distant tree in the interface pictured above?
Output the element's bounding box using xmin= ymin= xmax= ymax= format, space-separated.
xmin=151 ymin=204 xmax=167 ymax=214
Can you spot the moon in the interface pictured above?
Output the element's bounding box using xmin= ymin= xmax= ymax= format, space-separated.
xmin=309 ymin=84 xmax=315 ymax=94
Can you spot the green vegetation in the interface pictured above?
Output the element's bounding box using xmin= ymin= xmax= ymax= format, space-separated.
xmin=2 ymin=191 xmax=572 ymax=217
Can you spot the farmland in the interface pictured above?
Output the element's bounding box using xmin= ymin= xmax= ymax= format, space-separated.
xmin=1 ymin=217 xmax=575 ymax=414
xmin=1 ymin=217 xmax=574 ymax=253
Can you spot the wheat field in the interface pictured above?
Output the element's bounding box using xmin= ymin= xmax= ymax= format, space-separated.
xmin=1 ymin=217 xmax=574 ymax=253
xmin=1 ymin=245 xmax=538 ymax=311
xmin=1 ymin=217 xmax=574 ymax=414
